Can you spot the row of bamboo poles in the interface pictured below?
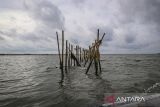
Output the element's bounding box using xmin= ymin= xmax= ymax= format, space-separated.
xmin=56 ymin=29 xmax=105 ymax=83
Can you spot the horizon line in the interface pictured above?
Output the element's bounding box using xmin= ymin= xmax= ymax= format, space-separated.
xmin=0 ymin=53 xmax=159 ymax=55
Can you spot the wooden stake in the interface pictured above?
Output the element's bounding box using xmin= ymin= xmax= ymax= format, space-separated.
xmin=56 ymin=32 xmax=62 ymax=69
xmin=86 ymin=58 xmax=93 ymax=74
xmin=89 ymin=46 xmax=91 ymax=61
xmin=97 ymin=29 xmax=102 ymax=73
xmin=61 ymin=30 xmax=64 ymax=81
xmin=74 ymin=46 xmax=76 ymax=66
xmin=71 ymin=45 xmax=73 ymax=66
xmin=97 ymin=29 xmax=99 ymax=41
xmin=77 ymin=46 xmax=79 ymax=62
xmin=94 ymin=40 xmax=98 ymax=76
xmin=80 ymin=47 xmax=82 ymax=63
xmin=65 ymin=40 xmax=68 ymax=72
xmin=68 ymin=43 xmax=71 ymax=67
xmin=76 ymin=45 xmax=78 ymax=64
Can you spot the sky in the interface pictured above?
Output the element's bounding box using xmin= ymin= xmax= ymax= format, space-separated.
xmin=0 ymin=0 xmax=160 ymax=54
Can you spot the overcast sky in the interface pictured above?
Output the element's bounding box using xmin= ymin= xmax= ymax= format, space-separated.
xmin=0 ymin=0 xmax=160 ymax=54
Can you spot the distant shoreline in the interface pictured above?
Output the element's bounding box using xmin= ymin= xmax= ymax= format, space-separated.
xmin=0 ymin=54 xmax=57 ymax=55
xmin=0 ymin=53 xmax=159 ymax=55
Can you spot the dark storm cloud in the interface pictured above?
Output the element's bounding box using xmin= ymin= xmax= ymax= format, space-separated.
xmin=143 ymin=0 xmax=160 ymax=25
xmin=125 ymin=35 xmax=136 ymax=44
xmin=118 ymin=0 xmax=160 ymax=25
xmin=116 ymin=0 xmax=160 ymax=50
xmin=0 ymin=36 xmax=4 ymax=41
xmin=24 ymin=0 xmax=65 ymax=29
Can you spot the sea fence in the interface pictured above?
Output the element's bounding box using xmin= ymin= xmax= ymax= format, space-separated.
xmin=56 ymin=29 xmax=105 ymax=83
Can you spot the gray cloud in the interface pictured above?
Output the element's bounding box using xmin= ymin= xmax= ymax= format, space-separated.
xmin=115 ymin=0 xmax=160 ymax=51
xmin=95 ymin=0 xmax=160 ymax=53
xmin=0 ymin=0 xmax=65 ymax=54
xmin=119 ymin=0 xmax=160 ymax=25
xmin=125 ymin=34 xmax=136 ymax=44
xmin=0 ymin=36 xmax=4 ymax=41
xmin=0 ymin=0 xmax=24 ymax=9
xmin=24 ymin=0 xmax=65 ymax=29
xmin=0 ymin=0 xmax=160 ymax=54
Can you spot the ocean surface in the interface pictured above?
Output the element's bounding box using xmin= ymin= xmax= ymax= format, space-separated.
xmin=0 ymin=54 xmax=160 ymax=107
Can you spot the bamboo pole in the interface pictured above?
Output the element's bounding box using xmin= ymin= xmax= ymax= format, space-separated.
xmin=62 ymin=31 xmax=64 ymax=67
xmin=61 ymin=30 xmax=64 ymax=81
xmin=80 ymin=47 xmax=82 ymax=63
xmin=56 ymin=32 xmax=62 ymax=69
xmin=85 ymin=45 xmax=95 ymax=74
xmin=84 ymin=50 xmax=89 ymax=67
xmin=82 ymin=48 xmax=83 ymax=62
xmin=71 ymin=45 xmax=73 ymax=66
xmin=98 ymin=57 xmax=102 ymax=73
xmin=89 ymin=46 xmax=91 ymax=61
xmin=85 ymin=59 xmax=93 ymax=74
xmin=74 ymin=46 xmax=76 ymax=66
xmin=97 ymin=29 xmax=99 ymax=41
xmin=68 ymin=43 xmax=71 ymax=67
xmin=76 ymin=45 xmax=78 ymax=65
xmin=83 ymin=48 xmax=85 ymax=62
xmin=83 ymin=49 xmax=85 ymax=62
xmin=97 ymin=29 xmax=102 ymax=73
xmin=94 ymin=40 xmax=98 ymax=76
xmin=77 ymin=45 xmax=79 ymax=62
xmin=65 ymin=40 xmax=68 ymax=72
